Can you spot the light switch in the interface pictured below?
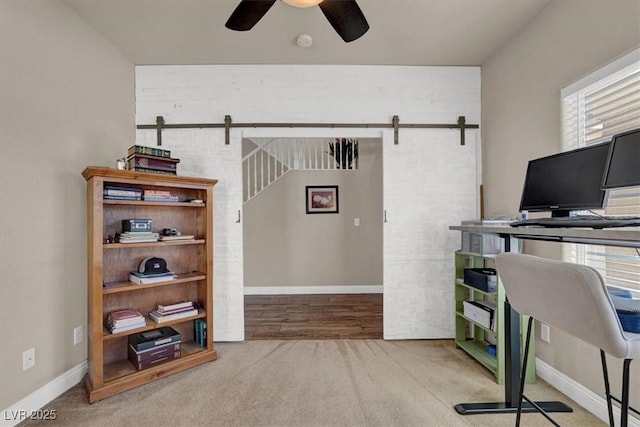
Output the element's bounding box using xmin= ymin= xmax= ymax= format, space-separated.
xmin=354 ymin=218 xmax=360 ymax=227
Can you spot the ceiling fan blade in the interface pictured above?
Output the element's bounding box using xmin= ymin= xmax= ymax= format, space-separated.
xmin=318 ymin=0 xmax=369 ymax=42
xmin=225 ymin=0 xmax=277 ymax=31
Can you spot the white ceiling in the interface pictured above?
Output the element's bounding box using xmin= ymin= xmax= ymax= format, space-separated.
xmin=63 ymin=0 xmax=551 ymax=66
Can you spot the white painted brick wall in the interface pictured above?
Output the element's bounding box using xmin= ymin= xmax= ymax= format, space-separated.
xmin=136 ymin=65 xmax=480 ymax=340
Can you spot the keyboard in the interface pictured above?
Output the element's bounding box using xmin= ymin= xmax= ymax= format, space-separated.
xmin=510 ymin=215 xmax=640 ymax=229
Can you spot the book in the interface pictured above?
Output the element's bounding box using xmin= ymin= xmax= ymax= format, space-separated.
xmin=104 ymin=186 xmax=142 ymax=197
xmin=149 ymin=308 xmax=198 ymax=323
xmin=157 ymin=301 xmax=194 ymax=312
xmin=128 ymin=145 xmax=171 ymax=158
xmin=128 ymin=327 xmax=181 ymax=352
xmin=143 ymin=195 xmax=180 ymax=202
xmin=154 ymin=302 xmax=196 ymax=316
xmin=118 ymin=237 xmax=159 ymax=244
xmin=462 ymin=300 xmax=497 ymax=331
xmin=106 ymin=319 xmax=146 ymax=330
xmin=195 ymin=318 xmax=207 ymax=347
xmin=104 ymin=195 xmax=142 ymax=201
xmin=108 ymin=309 xmax=143 ymax=321
xmin=107 ymin=310 xmax=145 ymax=327
xmin=105 ymin=185 xmax=142 ymax=192
xmin=127 ymin=154 xmax=180 ymax=172
xmin=144 ymin=190 xmax=173 ymax=196
xmin=105 ymin=319 xmax=147 ymax=334
xmin=131 ymin=167 xmax=177 ymax=176
xmin=159 ymin=234 xmax=195 ymax=242
xmin=117 ymin=232 xmax=159 ymax=243
xmin=128 ymin=342 xmax=181 ymax=362
xmin=130 ymin=270 xmax=176 ymax=279
xmin=155 ymin=306 xmax=196 ymax=316
xmin=129 ymin=348 xmax=181 ymax=371
xmin=129 ymin=272 xmax=176 ymax=285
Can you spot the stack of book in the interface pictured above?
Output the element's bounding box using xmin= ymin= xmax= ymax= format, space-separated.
xmin=116 ymin=232 xmax=159 ymax=244
xmin=128 ymin=327 xmax=181 ymax=371
xmin=103 ymin=185 xmax=142 ymax=201
xmin=149 ymin=301 xmax=198 ymax=323
xmin=105 ymin=309 xmax=146 ymax=334
xmin=129 ymin=270 xmax=175 ymax=285
xmin=143 ymin=189 xmax=180 ymax=202
xmin=127 ymin=145 xmax=180 ymax=176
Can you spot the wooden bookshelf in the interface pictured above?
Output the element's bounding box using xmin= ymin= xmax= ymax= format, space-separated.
xmin=82 ymin=167 xmax=218 ymax=403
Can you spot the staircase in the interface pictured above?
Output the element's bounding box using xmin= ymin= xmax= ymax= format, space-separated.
xmin=243 ymin=138 xmax=359 ymax=203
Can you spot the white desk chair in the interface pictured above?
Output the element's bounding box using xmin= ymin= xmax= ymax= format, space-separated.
xmin=495 ymin=253 xmax=640 ymax=427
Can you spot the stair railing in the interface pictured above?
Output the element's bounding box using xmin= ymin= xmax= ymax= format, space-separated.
xmin=243 ymin=138 xmax=359 ymax=203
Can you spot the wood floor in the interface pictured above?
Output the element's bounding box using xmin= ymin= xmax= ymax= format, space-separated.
xmin=244 ymin=293 xmax=383 ymax=340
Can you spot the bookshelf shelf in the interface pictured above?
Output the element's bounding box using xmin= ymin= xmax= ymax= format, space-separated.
xmin=101 ymin=341 xmax=212 ymax=384
xmin=455 ymin=311 xmax=497 ymax=336
xmin=103 ymin=240 xmax=206 ymax=249
xmin=103 ymin=272 xmax=207 ymax=294
xmin=104 ymin=199 xmax=206 ymax=208
xmin=101 ymin=309 xmax=207 ymax=340
xmin=82 ymin=167 xmax=218 ymax=403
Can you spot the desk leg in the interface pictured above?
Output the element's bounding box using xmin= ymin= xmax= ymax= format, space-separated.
xmin=454 ymin=235 xmax=573 ymax=416
xmin=505 ymin=299 xmax=521 ymax=405
xmin=454 ymin=301 xmax=572 ymax=415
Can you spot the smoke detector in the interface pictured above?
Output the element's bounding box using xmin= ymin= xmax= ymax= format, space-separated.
xmin=296 ymin=34 xmax=313 ymax=48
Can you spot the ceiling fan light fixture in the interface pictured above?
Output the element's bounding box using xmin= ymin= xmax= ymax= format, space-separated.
xmin=226 ymin=0 xmax=368 ymax=43
xmin=282 ymin=0 xmax=323 ymax=8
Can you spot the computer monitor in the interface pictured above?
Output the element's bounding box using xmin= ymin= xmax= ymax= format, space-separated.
xmin=519 ymin=142 xmax=611 ymax=217
xmin=602 ymin=127 xmax=640 ymax=189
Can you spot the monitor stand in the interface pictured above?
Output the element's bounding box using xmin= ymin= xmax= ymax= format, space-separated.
xmin=551 ymin=209 xmax=571 ymax=218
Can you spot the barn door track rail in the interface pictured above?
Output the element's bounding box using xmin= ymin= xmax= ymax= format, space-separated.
xmin=136 ymin=115 xmax=479 ymax=146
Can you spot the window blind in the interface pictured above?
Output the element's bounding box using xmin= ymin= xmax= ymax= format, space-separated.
xmin=561 ymin=50 xmax=640 ymax=294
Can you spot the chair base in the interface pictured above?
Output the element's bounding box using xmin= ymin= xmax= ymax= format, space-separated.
xmin=455 ymin=401 xmax=573 ymax=415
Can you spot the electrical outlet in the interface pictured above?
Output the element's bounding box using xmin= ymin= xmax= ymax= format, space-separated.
xmin=23 ymin=348 xmax=35 ymax=370
xmin=354 ymin=218 xmax=360 ymax=227
xmin=541 ymin=323 xmax=551 ymax=343
xmin=74 ymin=326 xmax=83 ymax=345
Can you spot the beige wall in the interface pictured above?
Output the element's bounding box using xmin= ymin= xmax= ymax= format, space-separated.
xmin=0 ymin=0 xmax=134 ymax=409
xmin=482 ymin=0 xmax=640 ymax=409
xmin=243 ymin=139 xmax=383 ymax=288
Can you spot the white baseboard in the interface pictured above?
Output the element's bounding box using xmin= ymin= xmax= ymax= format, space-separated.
xmin=1 ymin=361 xmax=87 ymax=427
xmin=536 ymin=357 xmax=640 ymax=427
xmin=244 ymin=285 xmax=383 ymax=295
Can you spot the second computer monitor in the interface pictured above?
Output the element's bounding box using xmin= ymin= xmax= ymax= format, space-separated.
xmin=602 ymin=127 xmax=640 ymax=190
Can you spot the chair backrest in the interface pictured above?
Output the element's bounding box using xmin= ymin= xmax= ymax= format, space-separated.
xmin=495 ymin=253 xmax=631 ymax=359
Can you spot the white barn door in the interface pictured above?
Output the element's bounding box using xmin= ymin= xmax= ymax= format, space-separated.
xmin=136 ymin=129 xmax=245 ymax=342
xmin=383 ymin=129 xmax=479 ymax=339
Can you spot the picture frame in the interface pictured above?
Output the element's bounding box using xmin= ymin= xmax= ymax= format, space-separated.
xmin=305 ymin=185 xmax=339 ymax=214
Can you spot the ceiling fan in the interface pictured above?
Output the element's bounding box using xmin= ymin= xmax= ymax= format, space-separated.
xmin=225 ymin=0 xmax=370 ymax=43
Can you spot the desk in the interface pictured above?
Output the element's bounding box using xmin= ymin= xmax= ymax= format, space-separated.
xmin=449 ymin=225 xmax=640 ymax=415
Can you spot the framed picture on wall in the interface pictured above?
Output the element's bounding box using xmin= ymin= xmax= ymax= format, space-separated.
xmin=305 ymin=185 xmax=339 ymax=214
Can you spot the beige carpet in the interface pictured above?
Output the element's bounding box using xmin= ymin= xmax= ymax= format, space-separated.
xmin=20 ymin=340 xmax=605 ymax=426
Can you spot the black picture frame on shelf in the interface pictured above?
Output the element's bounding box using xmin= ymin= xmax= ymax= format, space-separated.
xmin=305 ymin=185 xmax=339 ymax=214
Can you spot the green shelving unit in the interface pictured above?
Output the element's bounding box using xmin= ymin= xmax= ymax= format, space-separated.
xmin=454 ymin=251 xmax=535 ymax=385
